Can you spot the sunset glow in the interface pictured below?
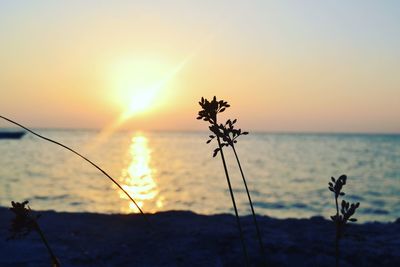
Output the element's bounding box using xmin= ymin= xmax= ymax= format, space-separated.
xmin=0 ymin=1 xmax=399 ymax=133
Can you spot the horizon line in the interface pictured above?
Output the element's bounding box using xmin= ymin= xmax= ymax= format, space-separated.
xmin=2 ymin=126 xmax=399 ymax=136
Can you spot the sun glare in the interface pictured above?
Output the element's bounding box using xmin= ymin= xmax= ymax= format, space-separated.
xmin=109 ymin=58 xmax=169 ymax=118
xmin=122 ymin=87 xmax=160 ymax=119
xmin=85 ymin=55 xmax=191 ymax=150
xmin=108 ymin=55 xmax=191 ymax=123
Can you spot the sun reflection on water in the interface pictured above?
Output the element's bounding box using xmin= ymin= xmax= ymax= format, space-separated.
xmin=119 ymin=134 xmax=162 ymax=213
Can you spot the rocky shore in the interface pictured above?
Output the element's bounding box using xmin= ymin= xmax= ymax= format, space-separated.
xmin=0 ymin=207 xmax=399 ymax=266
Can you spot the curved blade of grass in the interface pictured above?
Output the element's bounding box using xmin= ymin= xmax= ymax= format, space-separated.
xmin=0 ymin=115 xmax=151 ymax=227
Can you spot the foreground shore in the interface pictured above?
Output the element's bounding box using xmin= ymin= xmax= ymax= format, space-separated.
xmin=0 ymin=207 xmax=399 ymax=267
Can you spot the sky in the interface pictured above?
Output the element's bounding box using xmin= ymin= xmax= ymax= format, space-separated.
xmin=0 ymin=0 xmax=399 ymax=133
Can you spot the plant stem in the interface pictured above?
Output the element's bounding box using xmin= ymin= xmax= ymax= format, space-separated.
xmin=216 ymin=136 xmax=249 ymax=267
xmin=335 ymin=195 xmax=339 ymax=267
xmin=0 ymin=116 xmax=152 ymax=227
xmin=232 ymin=145 xmax=267 ymax=266
xmin=34 ymin=222 xmax=60 ymax=267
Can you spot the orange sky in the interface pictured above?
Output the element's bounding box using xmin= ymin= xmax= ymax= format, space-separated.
xmin=1 ymin=1 xmax=399 ymax=133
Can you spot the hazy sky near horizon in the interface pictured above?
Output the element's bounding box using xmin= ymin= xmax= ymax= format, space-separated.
xmin=0 ymin=1 xmax=399 ymax=133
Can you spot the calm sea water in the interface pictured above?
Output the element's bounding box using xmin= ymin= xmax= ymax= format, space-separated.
xmin=0 ymin=130 xmax=399 ymax=222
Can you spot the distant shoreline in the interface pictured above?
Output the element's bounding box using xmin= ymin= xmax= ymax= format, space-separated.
xmin=1 ymin=207 xmax=399 ymax=266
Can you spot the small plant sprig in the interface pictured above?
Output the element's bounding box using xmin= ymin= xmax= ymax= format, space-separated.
xmin=197 ymin=96 xmax=230 ymax=124
xmin=328 ymin=175 xmax=360 ymax=267
xmin=209 ymin=119 xmax=267 ymax=265
xmin=8 ymin=201 xmax=60 ymax=267
xmin=197 ymin=97 xmax=249 ymax=266
xmin=207 ymin=119 xmax=248 ymax=157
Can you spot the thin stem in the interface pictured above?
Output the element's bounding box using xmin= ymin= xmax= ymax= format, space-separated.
xmin=0 ymin=116 xmax=152 ymax=227
xmin=34 ymin=222 xmax=60 ymax=267
xmin=335 ymin=195 xmax=339 ymax=267
xmin=232 ymin=145 xmax=267 ymax=266
xmin=216 ymin=136 xmax=249 ymax=267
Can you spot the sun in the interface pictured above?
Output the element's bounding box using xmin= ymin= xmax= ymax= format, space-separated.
xmin=109 ymin=58 xmax=169 ymax=119
xmin=107 ymin=55 xmax=191 ymax=124
xmin=90 ymin=55 xmax=191 ymax=148
xmin=121 ymin=86 xmax=160 ymax=120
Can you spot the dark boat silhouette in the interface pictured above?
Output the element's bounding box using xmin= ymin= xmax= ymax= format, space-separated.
xmin=0 ymin=131 xmax=26 ymax=139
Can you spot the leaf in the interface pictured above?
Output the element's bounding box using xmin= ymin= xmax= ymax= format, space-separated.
xmin=349 ymin=218 xmax=357 ymax=222
xmin=232 ymin=119 xmax=237 ymax=124
xmin=340 ymin=192 xmax=345 ymax=196
xmin=220 ymin=108 xmax=225 ymax=113
xmin=206 ymin=140 xmax=212 ymax=144
xmin=339 ymin=174 xmax=347 ymax=184
xmin=242 ymin=132 xmax=249 ymax=135
xmin=331 ymin=177 xmax=335 ymax=182
xmin=213 ymin=148 xmax=220 ymax=157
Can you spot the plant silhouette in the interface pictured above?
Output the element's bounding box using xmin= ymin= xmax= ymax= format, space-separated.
xmin=328 ymin=175 xmax=360 ymax=267
xmin=209 ymin=119 xmax=267 ymax=265
xmin=8 ymin=201 xmax=60 ymax=267
xmin=197 ymin=96 xmax=249 ymax=266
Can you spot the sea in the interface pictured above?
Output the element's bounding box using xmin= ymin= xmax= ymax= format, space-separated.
xmin=0 ymin=130 xmax=399 ymax=222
